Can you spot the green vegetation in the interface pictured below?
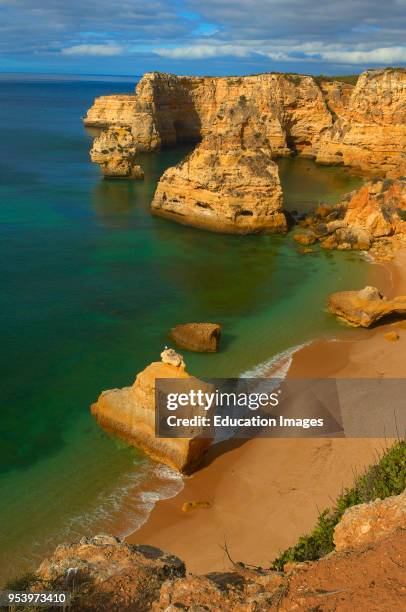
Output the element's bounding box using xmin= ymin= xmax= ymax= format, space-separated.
xmin=314 ymin=74 xmax=359 ymax=85
xmin=271 ymin=439 xmax=406 ymax=571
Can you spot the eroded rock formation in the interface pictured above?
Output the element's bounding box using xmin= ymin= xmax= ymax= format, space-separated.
xmin=91 ymin=349 xmax=212 ymax=473
xmin=30 ymin=488 xmax=406 ymax=611
xmin=316 ymin=69 xmax=406 ymax=177
xmin=84 ymin=68 xmax=406 ymax=232
xmin=83 ymin=94 xmax=136 ymax=128
xmin=334 ymin=489 xmax=406 ymax=551
xmin=296 ymin=177 xmax=406 ymax=254
xmin=151 ymin=101 xmax=287 ymax=232
xmin=170 ymin=322 xmax=221 ymax=352
xmin=327 ymin=286 xmax=406 ymax=327
xmin=90 ymin=127 xmax=144 ymax=179
xmin=36 ymin=535 xmax=185 ymax=612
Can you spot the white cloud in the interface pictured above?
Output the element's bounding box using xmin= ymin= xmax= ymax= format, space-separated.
xmin=155 ymin=44 xmax=251 ymax=59
xmin=321 ymin=46 xmax=406 ymax=65
xmin=155 ymin=39 xmax=406 ymax=66
xmin=61 ymin=44 xmax=124 ymax=56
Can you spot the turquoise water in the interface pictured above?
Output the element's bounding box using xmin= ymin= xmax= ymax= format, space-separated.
xmin=0 ymin=76 xmax=369 ymax=581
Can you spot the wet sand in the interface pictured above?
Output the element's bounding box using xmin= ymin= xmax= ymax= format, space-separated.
xmin=126 ymin=250 xmax=406 ymax=574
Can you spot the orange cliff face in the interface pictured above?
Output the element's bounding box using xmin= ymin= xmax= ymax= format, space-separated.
xmin=316 ymin=69 xmax=406 ymax=177
xmin=90 ymin=349 xmax=212 ymax=474
xmin=83 ymin=69 xmax=406 ymax=232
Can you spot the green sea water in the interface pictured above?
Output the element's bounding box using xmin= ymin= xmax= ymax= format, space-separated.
xmin=0 ymin=76 xmax=373 ymax=581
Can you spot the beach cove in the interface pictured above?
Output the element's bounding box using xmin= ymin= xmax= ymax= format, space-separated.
xmin=0 ymin=74 xmax=395 ymax=583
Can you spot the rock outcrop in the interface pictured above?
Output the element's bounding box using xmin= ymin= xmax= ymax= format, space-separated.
xmin=170 ymin=322 xmax=221 ymax=352
xmin=83 ymin=94 xmax=136 ymax=128
xmin=298 ymin=177 xmax=406 ymax=254
xmin=90 ymin=127 xmax=144 ymax=179
xmin=35 ymin=535 xmax=185 ymax=612
xmin=85 ymin=68 xmax=406 ymax=232
xmin=317 ymin=69 xmax=406 ymax=177
xmin=91 ymin=349 xmax=212 ymax=473
xmin=31 ymin=491 xmax=406 ymax=611
xmin=334 ymin=489 xmax=406 ymax=551
xmin=327 ymin=286 xmax=406 ymax=327
xmin=151 ymin=102 xmax=287 ymax=233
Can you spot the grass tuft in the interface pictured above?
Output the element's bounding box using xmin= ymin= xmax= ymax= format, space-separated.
xmin=271 ymin=439 xmax=406 ymax=570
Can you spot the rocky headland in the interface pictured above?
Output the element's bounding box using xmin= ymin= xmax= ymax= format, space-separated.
xmin=85 ymin=68 xmax=406 ymax=236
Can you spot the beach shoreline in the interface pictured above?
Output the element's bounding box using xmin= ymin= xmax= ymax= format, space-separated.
xmin=125 ymin=249 xmax=406 ymax=574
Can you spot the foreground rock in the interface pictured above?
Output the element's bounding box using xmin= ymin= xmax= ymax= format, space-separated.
xmin=91 ymin=349 xmax=212 ymax=473
xmin=334 ymin=489 xmax=406 ymax=551
xmin=36 ymin=535 xmax=185 ymax=612
xmin=32 ymin=493 xmax=406 ymax=611
xmin=171 ymin=322 xmax=221 ymax=352
xmin=328 ymin=286 xmax=406 ymax=327
xmin=90 ymin=127 xmax=144 ymax=179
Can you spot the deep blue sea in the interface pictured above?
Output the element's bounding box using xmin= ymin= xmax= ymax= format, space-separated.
xmin=0 ymin=74 xmax=374 ymax=581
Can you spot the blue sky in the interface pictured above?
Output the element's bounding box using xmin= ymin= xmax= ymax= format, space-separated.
xmin=1 ymin=0 xmax=406 ymax=76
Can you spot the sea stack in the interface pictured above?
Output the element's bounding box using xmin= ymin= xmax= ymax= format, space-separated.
xmin=91 ymin=349 xmax=212 ymax=473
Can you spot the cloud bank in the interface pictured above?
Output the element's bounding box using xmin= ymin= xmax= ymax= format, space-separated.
xmin=1 ymin=0 xmax=405 ymax=74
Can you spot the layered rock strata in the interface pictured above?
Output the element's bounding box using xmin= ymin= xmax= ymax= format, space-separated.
xmin=91 ymin=349 xmax=212 ymax=473
xmin=327 ymin=286 xmax=406 ymax=327
xmin=297 ymin=177 xmax=406 ymax=253
xmin=85 ymin=69 xmax=406 ymax=232
xmin=83 ymin=94 xmax=136 ymax=128
xmin=151 ymin=102 xmax=286 ymax=232
xmin=90 ymin=127 xmax=144 ymax=179
xmin=316 ymin=69 xmax=406 ymax=177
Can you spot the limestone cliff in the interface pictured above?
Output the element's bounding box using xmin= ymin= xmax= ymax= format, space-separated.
xmin=296 ymin=177 xmax=406 ymax=254
xmin=151 ymin=101 xmax=286 ymax=233
xmin=317 ymin=69 xmax=406 ymax=177
xmin=90 ymin=127 xmax=144 ymax=179
xmin=90 ymin=349 xmax=212 ymax=473
xmin=84 ymin=68 xmax=406 ymax=232
xmin=83 ymin=94 xmax=136 ymax=128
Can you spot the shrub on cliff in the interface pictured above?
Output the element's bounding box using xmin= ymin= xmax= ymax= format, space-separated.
xmin=271 ymin=439 xmax=406 ymax=570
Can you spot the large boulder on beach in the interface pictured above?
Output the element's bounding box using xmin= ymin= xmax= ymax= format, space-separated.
xmin=327 ymin=286 xmax=406 ymax=327
xmin=170 ymin=323 xmax=221 ymax=352
xmin=91 ymin=349 xmax=212 ymax=473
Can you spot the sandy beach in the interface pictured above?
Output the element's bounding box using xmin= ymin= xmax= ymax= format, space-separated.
xmin=126 ymin=249 xmax=406 ymax=574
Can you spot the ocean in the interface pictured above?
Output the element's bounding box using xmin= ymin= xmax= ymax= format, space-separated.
xmin=0 ymin=74 xmax=371 ymax=581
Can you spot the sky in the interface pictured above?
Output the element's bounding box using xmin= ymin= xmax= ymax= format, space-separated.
xmin=1 ymin=0 xmax=406 ymax=76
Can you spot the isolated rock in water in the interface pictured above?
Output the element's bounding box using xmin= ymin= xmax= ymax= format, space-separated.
xmin=151 ymin=101 xmax=286 ymax=234
xmin=90 ymin=127 xmax=144 ymax=179
xmin=328 ymin=286 xmax=406 ymax=327
xmin=91 ymin=352 xmax=212 ymax=473
xmin=36 ymin=535 xmax=185 ymax=612
xmin=83 ymin=94 xmax=136 ymax=128
xmin=170 ymin=323 xmax=221 ymax=352
xmin=334 ymin=490 xmax=406 ymax=551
